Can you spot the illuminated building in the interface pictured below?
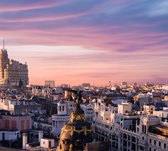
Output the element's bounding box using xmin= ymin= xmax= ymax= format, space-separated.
xmin=0 ymin=41 xmax=28 ymax=86
xmin=57 ymin=94 xmax=93 ymax=151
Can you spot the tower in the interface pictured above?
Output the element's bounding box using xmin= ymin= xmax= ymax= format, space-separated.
xmin=0 ymin=40 xmax=29 ymax=86
xmin=0 ymin=40 xmax=9 ymax=84
xmin=57 ymin=100 xmax=67 ymax=115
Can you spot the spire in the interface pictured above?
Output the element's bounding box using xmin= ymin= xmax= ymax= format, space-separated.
xmin=2 ymin=39 xmax=5 ymax=50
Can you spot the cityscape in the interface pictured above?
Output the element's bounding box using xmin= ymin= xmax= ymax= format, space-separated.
xmin=0 ymin=1 xmax=168 ymax=151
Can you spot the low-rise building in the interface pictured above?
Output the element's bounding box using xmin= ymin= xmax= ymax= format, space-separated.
xmin=0 ymin=114 xmax=32 ymax=131
xmin=0 ymin=130 xmax=20 ymax=141
xmin=40 ymin=138 xmax=55 ymax=149
xmin=93 ymin=97 xmax=168 ymax=151
xmin=0 ymin=97 xmax=41 ymax=115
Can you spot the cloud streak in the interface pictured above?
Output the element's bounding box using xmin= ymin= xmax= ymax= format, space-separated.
xmin=0 ymin=0 xmax=168 ymax=85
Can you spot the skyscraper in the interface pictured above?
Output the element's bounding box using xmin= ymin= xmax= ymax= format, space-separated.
xmin=0 ymin=41 xmax=28 ymax=86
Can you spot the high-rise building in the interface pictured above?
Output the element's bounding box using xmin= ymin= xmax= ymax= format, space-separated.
xmin=0 ymin=41 xmax=28 ymax=86
xmin=45 ymin=80 xmax=55 ymax=87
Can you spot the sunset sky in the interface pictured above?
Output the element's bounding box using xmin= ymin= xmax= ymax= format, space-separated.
xmin=1 ymin=0 xmax=168 ymax=86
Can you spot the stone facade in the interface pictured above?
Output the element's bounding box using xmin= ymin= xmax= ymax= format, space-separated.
xmin=93 ymin=99 xmax=168 ymax=151
xmin=0 ymin=48 xmax=28 ymax=86
xmin=0 ymin=115 xmax=32 ymax=131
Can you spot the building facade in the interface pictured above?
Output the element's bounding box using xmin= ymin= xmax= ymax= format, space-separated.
xmin=0 ymin=98 xmax=41 ymax=115
xmin=0 ymin=46 xmax=28 ymax=86
xmin=52 ymin=100 xmax=69 ymax=136
xmin=45 ymin=80 xmax=55 ymax=88
xmin=93 ymin=99 xmax=168 ymax=151
xmin=0 ymin=114 xmax=32 ymax=131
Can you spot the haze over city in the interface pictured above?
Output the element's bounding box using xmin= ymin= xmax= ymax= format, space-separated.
xmin=1 ymin=0 xmax=168 ymax=85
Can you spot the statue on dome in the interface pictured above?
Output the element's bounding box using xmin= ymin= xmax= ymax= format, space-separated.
xmin=56 ymin=90 xmax=93 ymax=151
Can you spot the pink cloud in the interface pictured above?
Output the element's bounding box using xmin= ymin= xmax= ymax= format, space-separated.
xmin=0 ymin=1 xmax=168 ymax=85
xmin=0 ymin=1 xmax=66 ymax=12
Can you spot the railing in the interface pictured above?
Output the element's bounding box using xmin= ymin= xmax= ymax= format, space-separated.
xmin=120 ymin=128 xmax=137 ymax=135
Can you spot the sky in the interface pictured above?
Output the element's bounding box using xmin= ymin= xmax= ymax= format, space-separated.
xmin=0 ymin=0 xmax=168 ymax=86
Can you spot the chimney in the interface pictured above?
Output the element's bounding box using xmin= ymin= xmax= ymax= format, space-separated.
xmin=38 ymin=131 xmax=43 ymax=142
xmin=22 ymin=133 xmax=28 ymax=149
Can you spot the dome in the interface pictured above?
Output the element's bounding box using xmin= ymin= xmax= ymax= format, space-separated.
xmin=58 ymin=100 xmax=66 ymax=105
xmin=57 ymin=97 xmax=93 ymax=151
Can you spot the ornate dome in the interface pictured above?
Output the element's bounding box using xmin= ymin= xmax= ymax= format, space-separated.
xmin=57 ymin=94 xmax=93 ymax=151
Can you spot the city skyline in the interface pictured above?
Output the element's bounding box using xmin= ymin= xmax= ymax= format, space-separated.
xmin=1 ymin=0 xmax=168 ymax=85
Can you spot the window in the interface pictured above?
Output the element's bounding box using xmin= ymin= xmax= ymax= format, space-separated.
xmin=154 ymin=140 xmax=156 ymax=145
xmin=123 ymin=134 xmax=127 ymax=139
xmin=128 ymin=142 xmax=130 ymax=146
xmin=140 ymin=146 xmax=144 ymax=150
xmin=164 ymin=143 xmax=166 ymax=149
xmin=137 ymin=127 xmax=139 ymax=132
xmin=132 ymin=136 xmax=136 ymax=142
xmin=49 ymin=141 xmax=51 ymax=148
xmin=132 ymin=144 xmax=136 ymax=150
xmin=159 ymin=142 xmax=161 ymax=147
xmin=142 ymin=125 xmax=146 ymax=133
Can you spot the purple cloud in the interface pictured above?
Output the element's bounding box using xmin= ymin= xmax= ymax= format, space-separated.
xmin=0 ymin=0 xmax=168 ymax=84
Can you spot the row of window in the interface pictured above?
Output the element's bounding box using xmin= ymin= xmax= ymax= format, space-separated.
xmin=149 ymin=138 xmax=167 ymax=149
